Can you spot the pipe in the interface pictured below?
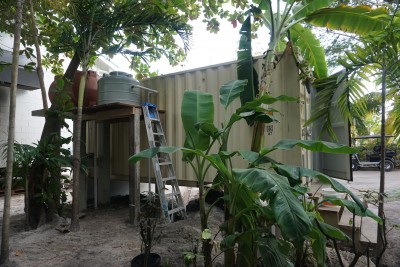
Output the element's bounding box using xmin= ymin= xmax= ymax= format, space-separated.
xmin=132 ymin=84 xmax=159 ymax=94
xmin=94 ymin=122 xmax=98 ymax=209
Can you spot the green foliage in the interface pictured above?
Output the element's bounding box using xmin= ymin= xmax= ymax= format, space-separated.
xmin=130 ymin=79 xmax=379 ymax=266
xmin=289 ymin=24 xmax=327 ymax=79
xmin=305 ymin=5 xmax=388 ymax=35
xmin=0 ymin=0 xmax=194 ymax=77
xmin=237 ymin=16 xmax=258 ymax=107
xmin=233 ymin=168 xmax=313 ymax=240
xmin=306 ymin=4 xmax=400 ymax=140
xmin=181 ymin=91 xmax=215 ymax=155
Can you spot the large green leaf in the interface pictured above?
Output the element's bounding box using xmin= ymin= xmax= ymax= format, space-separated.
xmin=328 ymin=199 xmax=382 ymax=224
xmin=305 ymin=5 xmax=388 ymax=35
xmin=258 ymin=237 xmax=293 ymax=267
xmin=316 ymin=221 xmax=350 ymax=241
xmin=237 ymin=15 xmax=258 ymax=107
xmin=237 ymin=94 xmax=298 ymax=114
xmin=308 ymin=227 xmax=327 ymax=267
xmin=290 ymin=23 xmax=327 ymax=78
xmin=181 ymin=90 xmax=214 ymax=153
xmin=233 ymin=168 xmax=312 ymax=240
xmin=292 ymin=0 xmax=333 ymax=21
xmin=272 ymin=139 xmax=357 ymax=154
xmin=219 ymin=80 xmax=247 ymax=109
xmin=271 ymin=164 xmax=365 ymax=209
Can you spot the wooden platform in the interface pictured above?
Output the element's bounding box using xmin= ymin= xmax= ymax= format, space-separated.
xmin=311 ymin=183 xmax=378 ymax=249
xmin=32 ymin=102 xmax=144 ymax=225
xmin=0 ymin=187 xmax=25 ymax=197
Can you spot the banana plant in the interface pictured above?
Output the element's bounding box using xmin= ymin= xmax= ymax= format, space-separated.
xmin=129 ymin=79 xmax=381 ymax=266
xmin=238 ymin=1 xmax=391 ymax=151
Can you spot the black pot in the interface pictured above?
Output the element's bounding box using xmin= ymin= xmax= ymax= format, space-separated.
xmin=131 ymin=253 xmax=161 ymax=267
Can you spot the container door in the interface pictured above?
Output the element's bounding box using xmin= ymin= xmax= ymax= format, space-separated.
xmin=311 ymin=77 xmax=352 ymax=181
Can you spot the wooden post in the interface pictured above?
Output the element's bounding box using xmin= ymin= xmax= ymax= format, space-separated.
xmin=129 ymin=109 xmax=141 ymax=224
xmin=79 ymin=122 xmax=87 ymax=211
xmin=97 ymin=122 xmax=110 ymax=205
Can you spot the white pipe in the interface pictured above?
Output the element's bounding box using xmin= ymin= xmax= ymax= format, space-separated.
xmin=132 ymin=84 xmax=159 ymax=94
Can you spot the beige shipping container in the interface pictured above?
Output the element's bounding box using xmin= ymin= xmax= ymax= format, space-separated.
xmin=108 ymin=53 xmax=311 ymax=186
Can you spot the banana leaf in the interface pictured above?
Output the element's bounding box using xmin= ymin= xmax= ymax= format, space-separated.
xmin=219 ymin=80 xmax=247 ymax=109
xmin=271 ymin=139 xmax=357 ymax=154
xmin=233 ymin=168 xmax=312 ymax=240
xmin=290 ymin=23 xmax=327 ymax=79
xmin=258 ymin=236 xmax=293 ymax=267
xmin=237 ymin=15 xmax=258 ymax=107
xmin=181 ymin=90 xmax=214 ymax=160
xmin=291 ymin=0 xmax=333 ymax=21
xmin=305 ymin=5 xmax=388 ymax=35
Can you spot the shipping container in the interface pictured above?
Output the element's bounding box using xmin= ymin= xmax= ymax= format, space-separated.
xmin=106 ymin=53 xmax=312 ymax=186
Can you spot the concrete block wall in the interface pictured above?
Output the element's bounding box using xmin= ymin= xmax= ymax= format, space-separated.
xmin=0 ymin=86 xmax=46 ymax=167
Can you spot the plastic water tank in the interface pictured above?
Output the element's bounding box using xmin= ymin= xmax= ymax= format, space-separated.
xmin=97 ymin=71 xmax=141 ymax=105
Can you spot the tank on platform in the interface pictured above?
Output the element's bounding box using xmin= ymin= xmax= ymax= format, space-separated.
xmin=97 ymin=71 xmax=141 ymax=105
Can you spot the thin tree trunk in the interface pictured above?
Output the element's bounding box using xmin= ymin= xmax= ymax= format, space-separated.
xmin=251 ymin=41 xmax=285 ymax=152
xmin=28 ymin=0 xmax=48 ymax=110
xmin=376 ymin=56 xmax=387 ymax=266
xmin=0 ymin=0 xmax=24 ymax=264
xmin=70 ymin=60 xmax=88 ymax=232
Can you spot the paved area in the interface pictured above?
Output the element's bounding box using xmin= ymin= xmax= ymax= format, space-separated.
xmin=336 ymin=168 xmax=400 ymax=198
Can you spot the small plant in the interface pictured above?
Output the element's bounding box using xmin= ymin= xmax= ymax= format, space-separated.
xmin=182 ymin=234 xmax=201 ymax=267
xmin=132 ymin=192 xmax=162 ymax=267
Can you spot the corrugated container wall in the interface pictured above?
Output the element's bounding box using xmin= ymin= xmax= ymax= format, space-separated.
xmin=108 ymin=53 xmax=311 ymax=186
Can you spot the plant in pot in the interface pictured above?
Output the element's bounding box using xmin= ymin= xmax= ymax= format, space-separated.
xmin=132 ymin=192 xmax=162 ymax=267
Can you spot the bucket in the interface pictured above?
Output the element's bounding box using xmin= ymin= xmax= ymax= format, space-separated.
xmin=321 ymin=188 xmax=341 ymax=207
xmin=97 ymin=71 xmax=141 ymax=105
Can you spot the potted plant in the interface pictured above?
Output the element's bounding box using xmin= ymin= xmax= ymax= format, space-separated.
xmin=131 ymin=192 xmax=162 ymax=267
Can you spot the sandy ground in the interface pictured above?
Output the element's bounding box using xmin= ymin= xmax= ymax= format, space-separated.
xmin=0 ymin=189 xmax=228 ymax=267
xmin=0 ymin=169 xmax=399 ymax=267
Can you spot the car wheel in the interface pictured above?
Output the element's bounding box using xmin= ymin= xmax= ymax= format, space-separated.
xmin=381 ymin=160 xmax=394 ymax=172
xmin=352 ymin=160 xmax=359 ymax=171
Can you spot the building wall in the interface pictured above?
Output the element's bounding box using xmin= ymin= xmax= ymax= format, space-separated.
xmin=109 ymin=53 xmax=311 ymax=185
xmin=0 ymin=86 xmax=46 ymax=167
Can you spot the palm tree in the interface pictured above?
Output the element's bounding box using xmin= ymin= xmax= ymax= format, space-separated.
xmin=49 ymin=0 xmax=192 ymax=231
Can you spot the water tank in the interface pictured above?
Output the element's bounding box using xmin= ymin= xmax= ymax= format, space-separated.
xmin=97 ymin=71 xmax=141 ymax=105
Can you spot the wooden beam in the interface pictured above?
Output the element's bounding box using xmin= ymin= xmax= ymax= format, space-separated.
xmin=82 ymin=107 xmax=141 ymax=121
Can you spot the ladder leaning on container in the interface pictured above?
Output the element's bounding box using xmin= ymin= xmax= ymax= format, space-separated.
xmin=142 ymin=102 xmax=187 ymax=222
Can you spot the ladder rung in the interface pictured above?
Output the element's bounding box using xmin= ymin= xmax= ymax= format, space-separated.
xmin=157 ymin=161 xmax=172 ymax=166
xmin=153 ymin=132 xmax=164 ymax=136
xmin=162 ymin=176 xmax=177 ymax=182
xmin=168 ymin=206 xmax=185 ymax=215
xmin=150 ymin=118 xmax=160 ymax=122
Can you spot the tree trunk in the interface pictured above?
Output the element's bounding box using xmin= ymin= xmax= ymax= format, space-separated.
xmin=251 ymin=41 xmax=281 ymax=152
xmin=27 ymin=53 xmax=80 ymax=229
xmin=70 ymin=59 xmax=88 ymax=232
xmin=376 ymin=57 xmax=387 ymax=266
xmin=0 ymin=0 xmax=24 ymax=264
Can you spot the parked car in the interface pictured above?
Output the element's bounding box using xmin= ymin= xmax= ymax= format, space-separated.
xmin=351 ymin=135 xmax=398 ymax=172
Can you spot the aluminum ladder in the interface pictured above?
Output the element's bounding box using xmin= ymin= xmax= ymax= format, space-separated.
xmin=142 ymin=103 xmax=187 ymax=222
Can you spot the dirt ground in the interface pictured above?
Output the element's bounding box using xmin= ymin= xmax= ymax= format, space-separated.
xmin=0 ymin=180 xmax=399 ymax=266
